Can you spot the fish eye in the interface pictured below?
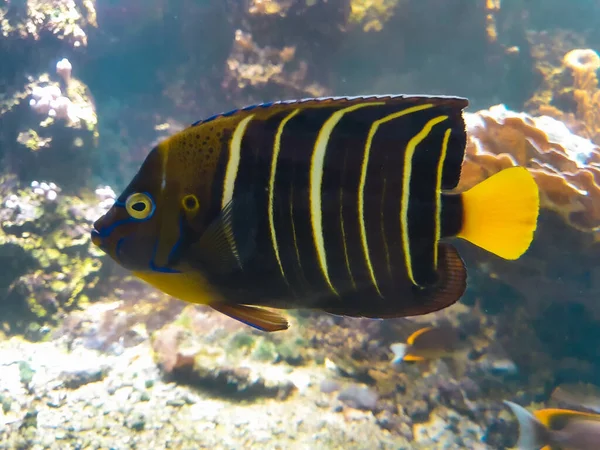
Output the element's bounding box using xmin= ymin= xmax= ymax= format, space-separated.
xmin=125 ymin=192 xmax=155 ymax=220
xmin=182 ymin=194 xmax=199 ymax=213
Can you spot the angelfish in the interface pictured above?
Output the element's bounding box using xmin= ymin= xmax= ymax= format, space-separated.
xmin=91 ymin=95 xmax=540 ymax=331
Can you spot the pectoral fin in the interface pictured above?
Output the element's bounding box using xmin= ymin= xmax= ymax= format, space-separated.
xmin=185 ymin=194 xmax=257 ymax=275
xmin=210 ymin=303 xmax=290 ymax=332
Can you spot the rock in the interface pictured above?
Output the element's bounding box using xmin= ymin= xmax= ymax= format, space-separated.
xmin=60 ymin=366 xmax=109 ymax=389
xmin=404 ymin=399 xmax=431 ymax=423
xmin=177 ymin=361 xmax=296 ymax=401
xmin=319 ymin=378 xmax=341 ymax=394
xmin=125 ymin=413 xmax=146 ymax=431
xmin=337 ymin=384 xmax=379 ymax=411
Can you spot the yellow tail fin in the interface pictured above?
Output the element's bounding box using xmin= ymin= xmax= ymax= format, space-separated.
xmin=457 ymin=167 xmax=539 ymax=260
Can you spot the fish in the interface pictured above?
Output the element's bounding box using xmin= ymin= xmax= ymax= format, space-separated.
xmin=551 ymin=383 xmax=600 ymax=414
xmin=504 ymin=400 xmax=600 ymax=450
xmin=390 ymin=324 xmax=467 ymax=363
xmin=91 ymin=95 xmax=540 ymax=332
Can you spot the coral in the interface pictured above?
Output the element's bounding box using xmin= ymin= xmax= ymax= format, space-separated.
xmin=222 ymin=29 xmax=329 ymax=104
xmin=464 ymin=104 xmax=600 ymax=234
xmin=55 ymin=58 xmax=72 ymax=85
xmin=523 ymin=30 xmax=586 ymax=116
xmin=0 ymin=58 xmax=98 ymax=192
xmin=0 ymin=0 xmax=97 ymax=48
xmin=563 ymin=48 xmax=600 ymax=144
xmin=348 ymin=0 xmax=401 ymax=32
xmin=248 ymin=0 xmax=294 ymax=16
xmin=484 ymin=0 xmax=501 ymax=44
xmin=458 ymin=104 xmax=600 ymax=376
xmin=523 ymin=34 xmax=600 ymax=147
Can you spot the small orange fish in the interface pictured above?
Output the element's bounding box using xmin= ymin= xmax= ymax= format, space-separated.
xmin=390 ymin=325 xmax=466 ymax=363
xmin=505 ymin=400 xmax=600 ymax=450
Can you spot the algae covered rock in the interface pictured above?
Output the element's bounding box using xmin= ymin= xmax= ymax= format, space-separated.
xmin=0 ymin=177 xmax=111 ymax=336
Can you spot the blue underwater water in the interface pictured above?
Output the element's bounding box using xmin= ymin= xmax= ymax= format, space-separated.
xmin=1 ymin=1 xmax=600 ymax=449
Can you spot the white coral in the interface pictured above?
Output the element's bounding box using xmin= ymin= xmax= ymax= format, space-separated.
xmin=56 ymin=58 xmax=72 ymax=84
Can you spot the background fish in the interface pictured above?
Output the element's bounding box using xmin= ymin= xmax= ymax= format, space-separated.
xmin=505 ymin=400 xmax=600 ymax=450
xmin=91 ymin=95 xmax=540 ymax=331
xmin=390 ymin=324 xmax=468 ymax=363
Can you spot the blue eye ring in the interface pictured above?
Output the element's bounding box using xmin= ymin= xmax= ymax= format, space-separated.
xmin=125 ymin=192 xmax=155 ymax=220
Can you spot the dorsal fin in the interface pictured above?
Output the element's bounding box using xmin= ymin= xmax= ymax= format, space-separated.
xmin=190 ymin=95 xmax=469 ymax=127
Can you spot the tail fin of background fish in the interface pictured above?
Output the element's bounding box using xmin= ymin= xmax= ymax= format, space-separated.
xmin=457 ymin=167 xmax=539 ymax=260
xmin=504 ymin=401 xmax=551 ymax=450
xmin=390 ymin=343 xmax=409 ymax=364
xmin=390 ymin=327 xmax=431 ymax=363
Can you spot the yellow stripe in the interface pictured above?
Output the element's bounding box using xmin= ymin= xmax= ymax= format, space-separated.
xmin=338 ymin=148 xmax=355 ymax=289
xmin=310 ymin=102 xmax=383 ymax=295
xmin=360 ymin=103 xmax=435 ymax=296
xmin=339 ymin=184 xmax=356 ymax=289
xmin=401 ymin=115 xmax=449 ymax=285
xmin=433 ymin=128 xmax=452 ymax=266
xmin=222 ymin=115 xmax=254 ymax=210
xmin=289 ymin=182 xmax=304 ymax=279
xmin=269 ymin=109 xmax=300 ymax=284
xmin=153 ymin=142 xmax=174 ymax=267
xmin=380 ymin=177 xmax=392 ymax=275
xmin=160 ymin=139 xmax=169 ymax=191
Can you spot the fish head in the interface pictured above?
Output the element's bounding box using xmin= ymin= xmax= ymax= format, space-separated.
xmin=91 ymin=143 xmax=192 ymax=273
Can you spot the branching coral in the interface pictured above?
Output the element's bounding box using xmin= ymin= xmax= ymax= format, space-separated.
xmin=28 ymin=58 xmax=97 ymax=132
xmin=463 ymin=104 xmax=600 ymax=236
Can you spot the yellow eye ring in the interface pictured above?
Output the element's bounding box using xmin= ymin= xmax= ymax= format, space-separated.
xmin=125 ymin=192 xmax=155 ymax=220
xmin=182 ymin=194 xmax=200 ymax=213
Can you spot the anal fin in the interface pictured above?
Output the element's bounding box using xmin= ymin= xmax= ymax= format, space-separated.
xmin=211 ymin=303 xmax=290 ymax=332
xmin=414 ymin=243 xmax=467 ymax=315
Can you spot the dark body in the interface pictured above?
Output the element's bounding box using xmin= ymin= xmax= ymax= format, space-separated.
xmin=183 ymin=96 xmax=468 ymax=318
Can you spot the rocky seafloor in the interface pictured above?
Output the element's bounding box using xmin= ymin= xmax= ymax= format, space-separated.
xmin=0 ymin=300 xmax=515 ymax=450
xmin=1 ymin=0 xmax=600 ymax=448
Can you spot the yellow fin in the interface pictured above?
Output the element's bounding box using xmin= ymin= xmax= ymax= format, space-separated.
xmin=211 ymin=303 xmax=290 ymax=332
xmin=402 ymin=354 xmax=426 ymax=362
xmin=457 ymin=167 xmax=539 ymax=260
xmin=133 ymin=271 xmax=289 ymax=332
xmin=534 ymin=407 xmax=600 ymax=427
xmin=133 ymin=271 xmax=215 ymax=305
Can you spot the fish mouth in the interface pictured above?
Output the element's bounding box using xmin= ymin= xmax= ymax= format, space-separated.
xmin=90 ymin=228 xmax=103 ymax=248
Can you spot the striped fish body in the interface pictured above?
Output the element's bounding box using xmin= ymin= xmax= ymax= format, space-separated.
xmin=172 ymin=96 xmax=469 ymax=318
